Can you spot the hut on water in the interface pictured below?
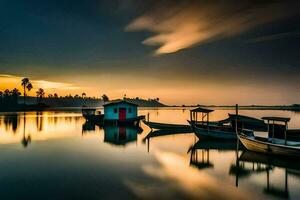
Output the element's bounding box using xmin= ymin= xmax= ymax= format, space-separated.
xmin=103 ymin=100 xmax=138 ymax=121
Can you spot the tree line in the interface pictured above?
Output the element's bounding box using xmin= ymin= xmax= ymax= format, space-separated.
xmin=0 ymin=77 xmax=111 ymax=106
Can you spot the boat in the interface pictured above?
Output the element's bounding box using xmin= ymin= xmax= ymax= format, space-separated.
xmin=220 ymin=114 xmax=267 ymax=132
xmin=261 ymin=117 xmax=300 ymax=141
xmin=188 ymin=107 xmax=253 ymax=140
xmin=142 ymin=120 xmax=191 ymax=131
xmin=238 ymin=116 xmax=300 ymax=157
xmin=238 ymin=133 xmax=300 ymax=157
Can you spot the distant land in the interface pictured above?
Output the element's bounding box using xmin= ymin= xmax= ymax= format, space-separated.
xmin=1 ymin=94 xmax=299 ymax=112
xmin=178 ymin=104 xmax=300 ymax=111
xmin=18 ymin=96 xmax=166 ymax=108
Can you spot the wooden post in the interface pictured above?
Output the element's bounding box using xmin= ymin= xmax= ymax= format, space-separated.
xmin=267 ymin=120 xmax=269 ymax=137
xmin=207 ymin=113 xmax=209 ymax=131
xmin=284 ymin=122 xmax=287 ymax=145
xmin=235 ymin=104 xmax=238 ymax=135
xmin=147 ymin=112 xmax=150 ymax=122
xmin=190 ymin=111 xmax=192 ymax=122
xmin=272 ymin=120 xmax=275 ymax=143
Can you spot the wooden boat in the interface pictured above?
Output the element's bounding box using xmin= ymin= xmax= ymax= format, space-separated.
xmin=189 ymin=121 xmax=238 ymax=139
xmin=189 ymin=107 xmax=254 ymax=140
xmin=220 ymin=114 xmax=267 ymax=132
xmin=261 ymin=117 xmax=300 ymax=141
xmin=238 ymin=133 xmax=300 ymax=157
xmin=142 ymin=120 xmax=191 ymax=131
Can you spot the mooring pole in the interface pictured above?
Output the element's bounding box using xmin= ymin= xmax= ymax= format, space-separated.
xmin=235 ymin=104 xmax=239 ymax=135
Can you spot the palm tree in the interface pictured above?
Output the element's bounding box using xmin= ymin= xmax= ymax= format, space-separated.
xmin=53 ymin=93 xmax=58 ymax=98
xmin=82 ymin=93 xmax=86 ymax=99
xmin=11 ymin=88 xmax=21 ymax=104
xmin=21 ymin=78 xmax=33 ymax=105
xmin=36 ymin=88 xmax=45 ymax=103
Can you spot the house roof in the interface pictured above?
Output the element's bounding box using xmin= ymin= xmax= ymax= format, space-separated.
xmin=190 ymin=107 xmax=214 ymax=113
xmin=103 ymin=100 xmax=138 ymax=107
xmin=261 ymin=116 xmax=290 ymax=123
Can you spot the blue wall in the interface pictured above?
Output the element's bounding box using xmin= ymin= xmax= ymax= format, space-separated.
xmin=104 ymin=102 xmax=137 ymax=120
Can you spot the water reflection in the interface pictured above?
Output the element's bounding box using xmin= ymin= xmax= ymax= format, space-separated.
xmin=0 ymin=109 xmax=298 ymax=199
xmin=232 ymin=149 xmax=300 ymax=199
xmin=0 ymin=111 xmax=84 ymax=145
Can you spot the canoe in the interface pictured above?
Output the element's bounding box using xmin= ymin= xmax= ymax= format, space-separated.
xmin=238 ymin=133 xmax=300 ymax=157
xmin=142 ymin=120 xmax=191 ymax=131
xmin=189 ymin=120 xmax=243 ymax=140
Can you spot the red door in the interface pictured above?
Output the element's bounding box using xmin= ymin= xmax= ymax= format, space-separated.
xmin=119 ymin=108 xmax=126 ymax=120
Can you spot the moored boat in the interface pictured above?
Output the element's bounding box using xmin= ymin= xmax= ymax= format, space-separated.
xmin=142 ymin=120 xmax=191 ymax=131
xmin=238 ymin=133 xmax=300 ymax=157
xmin=189 ymin=107 xmax=253 ymax=140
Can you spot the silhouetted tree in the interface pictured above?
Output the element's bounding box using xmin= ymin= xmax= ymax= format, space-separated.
xmin=82 ymin=93 xmax=86 ymax=99
xmin=21 ymin=78 xmax=32 ymax=105
xmin=11 ymin=88 xmax=21 ymax=104
xmin=102 ymin=94 xmax=109 ymax=102
xmin=0 ymin=91 xmax=3 ymax=104
xmin=54 ymin=93 xmax=58 ymax=98
xmin=36 ymin=88 xmax=45 ymax=103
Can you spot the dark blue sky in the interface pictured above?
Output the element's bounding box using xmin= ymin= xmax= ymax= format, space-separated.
xmin=0 ymin=0 xmax=299 ymax=104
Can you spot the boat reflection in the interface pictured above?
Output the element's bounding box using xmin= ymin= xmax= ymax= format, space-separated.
xmin=188 ymin=139 xmax=241 ymax=170
xmin=143 ymin=129 xmax=193 ymax=152
xmin=232 ymin=150 xmax=300 ymax=199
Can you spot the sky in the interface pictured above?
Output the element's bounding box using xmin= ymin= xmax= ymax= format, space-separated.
xmin=0 ymin=0 xmax=299 ymax=105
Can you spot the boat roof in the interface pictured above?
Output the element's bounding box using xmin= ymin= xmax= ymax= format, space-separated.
xmin=190 ymin=107 xmax=214 ymax=113
xmin=103 ymin=100 xmax=138 ymax=107
xmin=225 ymin=114 xmax=265 ymax=123
xmin=261 ymin=116 xmax=290 ymax=123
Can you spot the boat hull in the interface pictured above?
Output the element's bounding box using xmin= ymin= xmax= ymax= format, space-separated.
xmin=238 ymin=134 xmax=300 ymax=157
xmin=193 ymin=126 xmax=237 ymax=139
xmin=189 ymin=121 xmax=237 ymax=140
xmin=143 ymin=120 xmax=191 ymax=131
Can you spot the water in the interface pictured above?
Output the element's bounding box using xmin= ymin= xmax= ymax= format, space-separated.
xmin=0 ymin=108 xmax=299 ymax=200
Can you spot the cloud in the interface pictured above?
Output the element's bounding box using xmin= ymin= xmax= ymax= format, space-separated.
xmin=0 ymin=74 xmax=80 ymax=91
xmin=247 ymin=30 xmax=300 ymax=43
xmin=126 ymin=1 xmax=300 ymax=55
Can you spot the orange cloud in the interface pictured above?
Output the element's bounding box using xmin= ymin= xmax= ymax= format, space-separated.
xmin=0 ymin=74 xmax=81 ymax=95
xmin=126 ymin=1 xmax=299 ymax=54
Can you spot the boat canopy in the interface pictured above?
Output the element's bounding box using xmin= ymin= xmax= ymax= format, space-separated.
xmin=262 ymin=117 xmax=290 ymax=123
xmin=190 ymin=107 xmax=214 ymax=113
xmin=220 ymin=114 xmax=265 ymax=124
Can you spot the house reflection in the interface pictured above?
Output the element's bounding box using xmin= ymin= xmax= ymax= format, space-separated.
xmin=231 ymin=150 xmax=300 ymax=199
xmin=103 ymin=125 xmax=142 ymax=146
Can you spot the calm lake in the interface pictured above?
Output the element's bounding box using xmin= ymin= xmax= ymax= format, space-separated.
xmin=0 ymin=108 xmax=300 ymax=200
